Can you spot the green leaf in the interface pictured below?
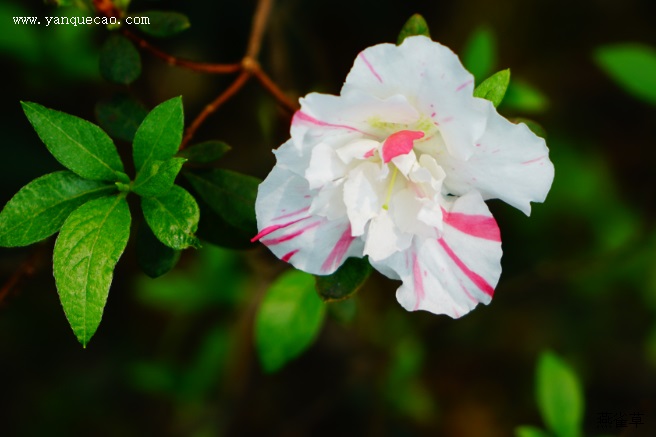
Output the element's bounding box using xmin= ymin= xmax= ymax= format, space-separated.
xmin=397 ymin=14 xmax=430 ymax=45
xmin=594 ymin=43 xmax=656 ymax=105
xmin=53 ymin=195 xmax=131 ymax=347
xmin=536 ymin=351 xmax=584 ymax=437
xmin=462 ymin=26 xmax=496 ymax=83
xmin=133 ymin=96 xmax=184 ymax=173
xmin=502 ymin=80 xmax=549 ymax=113
xmin=136 ymin=221 xmax=180 ymax=278
xmin=95 ymin=94 xmax=148 ymax=142
xmin=255 ymin=270 xmax=326 ymax=373
xmin=141 ymin=185 xmax=200 ymax=250
xmin=133 ymin=157 xmax=186 ymax=197
xmin=474 ymin=69 xmax=510 ymax=107
xmin=315 ymin=257 xmax=372 ymax=302
xmin=177 ymin=141 xmax=231 ymax=164
xmin=21 ymin=101 xmax=125 ymax=181
xmin=99 ymin=34 xmax=141 ymax=85
xmin=0 ymin=171 xmax=115 ymax=247
xmin=184 ymin=169 xmax=260 ymax=235
xmin=133 ymin=11 xmax=191 ymax=38
xmin=515 ymin=426 xmax=553 ymax=437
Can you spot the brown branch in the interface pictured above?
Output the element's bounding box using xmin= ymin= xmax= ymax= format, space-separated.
xmin=121 ymin=29 xmax=242 ymax=74
xmin=180 ymin=71 xmax=253 ymax=149
xmin=246 ymin=0 xmax=273 ymax=59
xmin=251 ymin=65 xmax=299 ymax=113
xmin=0 ymin=247 xmax=43 ymax=307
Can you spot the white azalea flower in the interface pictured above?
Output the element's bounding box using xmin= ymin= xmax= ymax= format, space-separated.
xmin=252 ymin=35 xmax=554 ymax=318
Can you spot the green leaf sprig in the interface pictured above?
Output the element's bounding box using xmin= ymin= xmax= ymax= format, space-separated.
xmin=0 ymin=96 xmax=201 ymax=346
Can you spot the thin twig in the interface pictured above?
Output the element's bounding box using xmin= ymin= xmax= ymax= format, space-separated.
xmin=180 ymin=71 xmax=253 ymax=149
xmin=121 ymin=29 xmax=242 ymax=74
xmin=252 ymin=65 xmax=299 ymax=113
xmin=246 ymin=0 xmax=273 ymax=59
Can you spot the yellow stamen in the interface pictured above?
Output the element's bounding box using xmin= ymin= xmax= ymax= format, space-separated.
xmin=382 ymin=167 xmax=399 ymax=210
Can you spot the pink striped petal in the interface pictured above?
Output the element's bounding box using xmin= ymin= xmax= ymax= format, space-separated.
xmin=254 ymin=164 xmax=364 ymax=274
xmin=371 ymin=191 xmax=502 ymax=317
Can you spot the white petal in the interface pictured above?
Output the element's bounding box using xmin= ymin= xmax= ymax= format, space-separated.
xmin=343 ymin=162 xmax=386 ymax=236
xmin=310 ymin=179 xmax=346 ymax=220
xmin=363 ymin=209 xmax=412 ymax=261
xmin=292 ymin=91 xmax=421 ymax=147
xmin=305 ymin=142 xmax=346 ymax=189
xmin=254 ymin=165 xmax=363 ymax=274
xmin=440 ymin=100 xmax=555 ymax=215
xmin=336 ymin=138 xmax=380 ymax=164
xmin=342 ymin=36 xmax=487 ymax=160
xmin=391 ymin=149 xmax=417 ymax=177
xmin=390 ymin=189 xmax=437 ymax=238
xmin=273 ymin=139 xmax=308 ymax=177
xmin=371 ymin=191 xmax=502 ymax=318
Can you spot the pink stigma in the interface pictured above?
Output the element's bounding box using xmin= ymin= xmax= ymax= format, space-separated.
xmin=381 ymin=130 xmax=425 ymax=163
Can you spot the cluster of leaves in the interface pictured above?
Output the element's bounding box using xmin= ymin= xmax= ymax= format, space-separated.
xmin=0 ymin=97 xmax=196 ymax=346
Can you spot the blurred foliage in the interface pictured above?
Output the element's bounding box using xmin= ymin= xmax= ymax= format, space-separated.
xmin=1 ymin=0 xmax=656 ymax=435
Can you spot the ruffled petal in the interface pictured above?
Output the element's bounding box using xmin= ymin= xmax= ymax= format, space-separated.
xmin=440 ymin=100 xmax=555 ymax=215
xmin=343 ymin=161 xmax=386 ymax=236
xmin=342 ymin=35 xmax=487 ymax=160
xmin=363 ymin=209 xmax=413 ymax=261
xmin=254 ymin=165 xmax=363 ymax=274
xmin=305 ymin=142 xmax=346 ymax=189
xmin=291 ymin=90 xmax=421 ymax=149
xmin=371 ymin=191 xmax=502 ymax=318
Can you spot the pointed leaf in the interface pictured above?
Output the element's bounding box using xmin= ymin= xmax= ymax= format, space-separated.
xmin=397 ymin=14 xmax=431 ymax=45
xmin=474 ymin=69 xmax=510 ymax=107
xmin=95 ymin=93 xmax=148 ymax=142
xmin=315 ymin=257 xmax=372 ymax=302
xmin=594 ymin=43 xmax=656 ymax=105
xmin=462 ymin=26 xmax=496 ymax=83
xmin=133 ymin=96 xmax=184 ymax=173
xmin=133 ymin=11 xmax=190 ymax=38
xmin=184 ymin=169 xmax=260 ymax=235
xmin=136 ymin=221 xmax=180 ymax=278
xmin=21 ymin=101 xmax=125 ymax=181
xmin=0 ymin=171 xmax=115 ymax=247
xmin=53 ymin=195 xmax=131 ymax=347
xmin=141 ymin=185 xmax=200 ymax=250
xmin=177 ymin=141 xmax=231 ymax=164
xmin=99 ymin=34 xmax=141 ymax=85
xmin=133 ymin=157 xmax=186 ymax=197
xmin=536 ymin=351 xmax=584 ymax=437
xmin=255 ymin=270 xmax=325 ymax=373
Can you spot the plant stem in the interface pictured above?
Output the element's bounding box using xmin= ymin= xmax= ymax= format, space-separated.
xmin=180 ymin=71 xmax=253 ymax=149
